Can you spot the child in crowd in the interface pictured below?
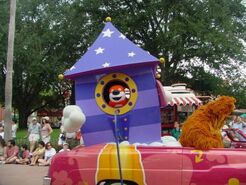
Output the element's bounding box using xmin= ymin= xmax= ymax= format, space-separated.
xmin=30 ymin=141 xmax=45 ymax=166
xmin=59 ymin=143 xmax=70 ymax=153
xmin=15 ymin=144 xmax=30 ymax=165
xmin=38 ymin=142 xmax=56 ymax=166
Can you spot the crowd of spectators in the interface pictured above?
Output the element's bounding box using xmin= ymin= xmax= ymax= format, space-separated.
xmin=0 ymin=138 xmax=71 ymax=166
xmin=0 ymin=116 xmax=83 ymax=166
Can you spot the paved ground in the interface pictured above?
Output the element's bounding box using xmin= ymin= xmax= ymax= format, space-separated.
xmin=0 ymin=164 xmax=49 ymax=185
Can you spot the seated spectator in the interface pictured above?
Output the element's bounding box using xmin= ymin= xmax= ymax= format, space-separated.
xmin=5 ymin=139 xmax=19 ymax=164
xmin=38 ymin=142 xmax=56 ymax=166
xmin=59 ymin=143 xmax=70 ymax=153
xmin=0 ymin=138 xmax=7 ymax=162
xmin=15 ymin=144 xmax=30 ymax=165
xmin=30 ymin=141 xmax=45 ymax=166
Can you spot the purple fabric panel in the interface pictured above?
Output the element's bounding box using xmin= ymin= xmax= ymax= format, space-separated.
xmin=76 ymin=88 xmax=159 ymax=117
xmin=83 ymin=130 xmax=115 ymax=146
xmin=129 ymin=123 xmax=161 ymax=143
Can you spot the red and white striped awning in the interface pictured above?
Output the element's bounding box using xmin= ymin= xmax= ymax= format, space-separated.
xmin=156 ymin=82 xmax=203 ymax=107
xmin=167 ymin=96 xmax=202 ymax=106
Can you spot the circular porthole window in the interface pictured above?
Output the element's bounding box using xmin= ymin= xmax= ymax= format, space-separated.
xmin=95 ymin=73 xmax=138 ymax=115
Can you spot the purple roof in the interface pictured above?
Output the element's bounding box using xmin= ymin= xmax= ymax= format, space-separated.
xmin=64 ymin=22 xmax=159 ymax=78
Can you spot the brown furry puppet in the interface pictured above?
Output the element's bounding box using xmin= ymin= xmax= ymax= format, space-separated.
xmin=179 ymin=96 xmax=236 ymax=150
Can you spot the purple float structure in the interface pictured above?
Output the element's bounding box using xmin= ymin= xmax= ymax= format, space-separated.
xmin=64 ymin=19 xmax=161 ymax=146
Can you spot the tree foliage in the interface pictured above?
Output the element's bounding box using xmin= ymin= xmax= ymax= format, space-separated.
xmin=79 ymin=0 xmax=246 ymax=107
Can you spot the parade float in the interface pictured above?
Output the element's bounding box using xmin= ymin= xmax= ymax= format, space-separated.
xmin=44 ymin=18 xmax=246 ymax=185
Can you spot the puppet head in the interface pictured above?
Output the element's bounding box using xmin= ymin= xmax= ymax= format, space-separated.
xmin=108 ymin=85 xmax=128 ymax=108
xmin=62 ymin=105 xmax=86 ymax=133
xmin=207 ymin=96 xmax=236 ymax=129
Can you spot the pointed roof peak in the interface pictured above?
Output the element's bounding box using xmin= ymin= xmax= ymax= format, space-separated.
xmin=65 ymin=21 xmax=159 ymax=78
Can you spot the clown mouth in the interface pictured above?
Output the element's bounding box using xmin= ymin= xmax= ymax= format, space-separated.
xmin=113 ymin=97 xmax=121 ymax=101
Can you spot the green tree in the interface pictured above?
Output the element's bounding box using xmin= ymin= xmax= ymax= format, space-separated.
xmin=7 ymin=0 xmax=102 ymax=128
xmin=11 ymin=0 xmax=73 ymax=128
xmin=79 ymin=0 xmax=246 ymax=106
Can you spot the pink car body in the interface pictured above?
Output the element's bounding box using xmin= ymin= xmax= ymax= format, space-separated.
xmin=46 ymin=143 xmax=246 ymax=185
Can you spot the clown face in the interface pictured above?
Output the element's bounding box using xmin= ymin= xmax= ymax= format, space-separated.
xmin=109 ymin=85 xmax=128 ymax=108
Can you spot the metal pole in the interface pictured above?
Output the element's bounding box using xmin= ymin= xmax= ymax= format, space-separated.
xmin=114 ymin=109 xmax=124 ymax=185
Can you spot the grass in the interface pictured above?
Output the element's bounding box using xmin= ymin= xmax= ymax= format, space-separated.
xmin=16 ymin=128 xmax=61 ymax=150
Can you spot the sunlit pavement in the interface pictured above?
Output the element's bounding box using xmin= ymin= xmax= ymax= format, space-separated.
xmin=0 ymin=164 xmax=48 ymax=185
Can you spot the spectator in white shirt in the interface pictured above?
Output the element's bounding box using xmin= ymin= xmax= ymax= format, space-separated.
xmin=38 ymin=142 xmax=56 ymax=166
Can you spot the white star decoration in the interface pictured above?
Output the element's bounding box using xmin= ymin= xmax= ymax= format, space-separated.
xmin=94 ymin=47 xmax=104 ymax=54
xmin=128 ymin=52 xmax=136 ymax=57
xmin=119 ymin=33 xmax=126 ymax=39
xmin=102 ymin=62 xmax=110 ymax=68
xmin=70 ymin=66 xmax=76 ymax=70
xmin=102 ymin=29 xmax=114 ymax=37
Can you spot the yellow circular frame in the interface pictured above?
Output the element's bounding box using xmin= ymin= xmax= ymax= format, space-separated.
xmin=95 ymin=73 xmax=138 ymax=115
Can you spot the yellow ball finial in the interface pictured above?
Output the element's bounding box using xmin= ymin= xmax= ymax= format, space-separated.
xmin=58 ymin=74 xmax=64 ymax=80
xmin=156 ymin=73 xmax=161 ymax=79
xmin=160 ymin=57 xmax=165 ymax=64
xmin=105 ymin=17 xmax=112 ymax=22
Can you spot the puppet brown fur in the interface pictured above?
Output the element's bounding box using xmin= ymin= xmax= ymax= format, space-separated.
xmin=179 ymin=96 xmax=236 ymax=150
